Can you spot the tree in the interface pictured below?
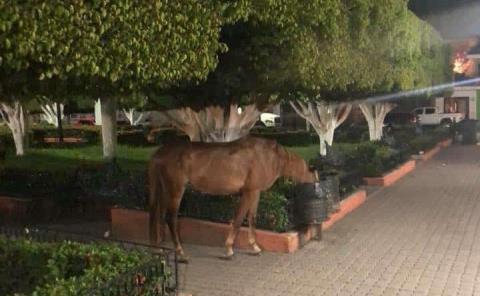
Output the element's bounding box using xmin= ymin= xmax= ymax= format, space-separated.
xmin=164 ymin=104 xmax=260 ymax=142
xmin=0 ymin=101 xmax=28 ymax=155
xmin=40 ymin=102 xmax=64 ymax=128
xmin=290 ymin=101 xmax=352 ymax=155
xmin=0 ymin=2 xmax=45 ymax=155
xmin=359 ymin=9 xmax=451 ymax=141
xmin=1 ymin=1 xmax=227 ymax=160
xmin=164 ymin=0 xmax=344 ymax=143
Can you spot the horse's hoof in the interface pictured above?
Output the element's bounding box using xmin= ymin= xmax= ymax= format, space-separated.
xmin=250 ymin=243 xmax=262 ymax=256
xmin=220 ymin=253 xmax=235 ymax=261
xmin=177 ymin=254 xmax=190 ymax=264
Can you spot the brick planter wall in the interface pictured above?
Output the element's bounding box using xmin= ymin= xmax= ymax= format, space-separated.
xmin=363 ymin=160 xmax=416 ymax=187
xmin=439 ymin=138 xmax=453 ymax=148
xmin=0 ymin=196 xmax=32 ymax=225
xmin=111 ymin=190 xmax=367 ymax=253
xmin=412 ymin=138 xmax=453 ymax=162
xmin=412 ymin=145 xmax=442 ymax=162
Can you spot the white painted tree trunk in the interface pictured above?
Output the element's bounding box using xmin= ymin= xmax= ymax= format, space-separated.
xmin=0 ymin=101 xmax=28 ymax=156
xmin=359 ymin=102 xmax=396 ymax=141
xmin=40 ymin=103 xmax=64 ymax=127
xmin=100 ymin=97 xmax=117 ymax=161
xmin=290 ymin=101 xmax=352 ymax=156
xmin=164 ymin=104 xmax=260 ymax=142
xmin=122 ymin=108 xmax=145 ymax=126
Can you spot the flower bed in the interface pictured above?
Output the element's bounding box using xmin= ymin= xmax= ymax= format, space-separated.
xmin=111 ymin=190 xmax=367 ymax=253
xmin=0 ymin=235 xmax=174 ymax=296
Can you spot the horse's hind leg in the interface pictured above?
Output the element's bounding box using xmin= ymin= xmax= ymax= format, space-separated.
xmin=165 ymin=185 xmax=188 ymax=263
xmin=149 ymin=174 xmax=166 ymax=246
xmin=247 ymin=193 xmax=262 ymax=255
xmin=225 ymin=190 xmax=259 ymax=258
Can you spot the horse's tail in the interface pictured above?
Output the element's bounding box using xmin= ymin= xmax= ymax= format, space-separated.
xmin=148 ymin=159 xmax=163 ymax=246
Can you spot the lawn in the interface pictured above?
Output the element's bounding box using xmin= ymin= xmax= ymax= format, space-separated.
xmin=2 ymin=144 xmax=320 ymax=172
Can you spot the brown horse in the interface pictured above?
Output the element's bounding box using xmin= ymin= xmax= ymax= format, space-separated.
xmin=148 ymin=136 xmax=317 ymax=261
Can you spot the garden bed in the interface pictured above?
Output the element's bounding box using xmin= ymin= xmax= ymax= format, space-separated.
xmin=363 ymin=160 xmax=416 ymax=187
xmin=111 ymin=189 xmax=367 ymax=253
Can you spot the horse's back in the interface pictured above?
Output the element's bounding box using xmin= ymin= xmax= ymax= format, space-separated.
xmin=149 ymin=136 xmax=282 ymax=194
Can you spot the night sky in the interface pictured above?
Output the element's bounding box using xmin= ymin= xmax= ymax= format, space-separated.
xmin=409 ymin=0 xmax=480 ymax=39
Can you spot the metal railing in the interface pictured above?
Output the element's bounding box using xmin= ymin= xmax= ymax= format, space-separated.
xmin=0 ymin=226 xmax=178 ymax=296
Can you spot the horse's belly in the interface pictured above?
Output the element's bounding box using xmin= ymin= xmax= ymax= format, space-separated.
xmin=189 ymin=175 xmax=245 ymax=195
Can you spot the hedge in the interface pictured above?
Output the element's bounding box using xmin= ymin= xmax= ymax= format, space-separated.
xmin=0 ymin=236 xmax=170 ymax=296
xmin=250 ymin=131 xmax=318 ymax=146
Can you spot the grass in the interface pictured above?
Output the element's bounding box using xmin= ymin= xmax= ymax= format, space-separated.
xmin=2 ymin=143 xmax=320 ymax=173
xmin=3 ymin=145 xmax=157 ymax=172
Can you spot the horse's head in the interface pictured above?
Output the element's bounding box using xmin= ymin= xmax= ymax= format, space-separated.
xmin=278 ymin=145 xmax=318 ymax=184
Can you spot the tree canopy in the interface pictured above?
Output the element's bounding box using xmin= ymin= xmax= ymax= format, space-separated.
xmin=0 ymin=1 xmax=227 ymax=99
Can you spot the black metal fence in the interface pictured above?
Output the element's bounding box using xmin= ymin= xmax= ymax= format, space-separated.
xmin=0 ymin=226 xmax=178 ymax=296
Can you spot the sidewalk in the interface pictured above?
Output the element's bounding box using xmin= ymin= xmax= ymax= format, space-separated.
xmin=180 ymin=145 xmax=480 ymax=295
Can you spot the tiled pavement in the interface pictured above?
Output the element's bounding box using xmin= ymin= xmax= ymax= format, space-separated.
xmin=178 ymin=145 xmax=480 ymax=295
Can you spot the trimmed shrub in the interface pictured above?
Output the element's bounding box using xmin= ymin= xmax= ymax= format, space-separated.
xmin=250 ymin=131 xmax=318 ymax=146
xmin=0 ymin=236 xmax=169 ymax=296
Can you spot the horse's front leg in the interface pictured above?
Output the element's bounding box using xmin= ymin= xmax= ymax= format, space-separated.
xmin=247 ymin=193 xmax=262 ymax=255
xmin=166 ymin=186 xmax=188 ymax=263
xmin=224 ymin=190 xmax=258 ymax=259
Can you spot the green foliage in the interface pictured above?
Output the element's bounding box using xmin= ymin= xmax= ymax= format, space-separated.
xmin=251 ymin=131 xmax=318 ymax=146
xmin=180 ymin=180 xmax=292 ymax=232
xmin=0 ymin=237 xmax=164 ymax=296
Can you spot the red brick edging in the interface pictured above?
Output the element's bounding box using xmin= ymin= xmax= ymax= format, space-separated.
xmin=363 ymin=160 xmax=416 ymax=187
xmin=110 ymin=190 xmax=367 ymax=253
xmin=439 ymin=138 xmax=452 ymax=148
xmin=414 ymin=145 xmax=442 ymax=162
xmin=412 ymin=138 xmax=453 ymax=162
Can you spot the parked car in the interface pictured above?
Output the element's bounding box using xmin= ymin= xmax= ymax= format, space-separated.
xmin=260 ymin=113 xmax=281 ymax=128
xmin=411 ymin=107 xmax=464 ymax=127
xmin=69 ymin=113 xmax=95 ymax=125
xmin=384 ymin=112 xmax=416 ymax=127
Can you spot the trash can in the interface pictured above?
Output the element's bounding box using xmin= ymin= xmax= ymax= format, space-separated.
xmin=461 ymin=119 xmax=478 ymax=145
xmin=293 ymin=182 xmax=329 ymax=226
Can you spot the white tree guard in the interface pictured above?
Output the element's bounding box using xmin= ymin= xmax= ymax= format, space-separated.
xmin=40 ymin=103 xmax=64 ymax=127
xmin=359 ymin=102 xmax=395 ymax=141
xmin=122 ymin=108 xmax=145 ymax=126
xmin=164 ymin=104 xmax=260 ymax=142
xmin=0 ymin=101 xmax=28 ymax=156
xmin=290 ymin=101 xmax=352 ymax=156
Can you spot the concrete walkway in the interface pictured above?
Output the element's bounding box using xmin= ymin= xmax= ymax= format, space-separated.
xmin=178 ymin=145 xmax=480 ymax=295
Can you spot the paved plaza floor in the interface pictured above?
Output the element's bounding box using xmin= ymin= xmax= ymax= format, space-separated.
xmin=178 ymin=145 xmax=480 ymax=295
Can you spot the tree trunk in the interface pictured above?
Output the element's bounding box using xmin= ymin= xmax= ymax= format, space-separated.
xmin=0 ymin=101 xmax=28 ymax=156
xmin=100 ymin=97 xmax=117 ymax=161
xmin=56 ymin=102 xmax=64 ymax=143
xmin=41 ymin=103 xmax=64 ymax=127
xmin=359 ymin=102 xmax=395 ymax=141
xmin=165 ymin=104 xmax=260 ymax=143
xmin=122 ymin=108 xmax=145 ymax=126
xmin=290 ymin=101 xmax=351 ymax=157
